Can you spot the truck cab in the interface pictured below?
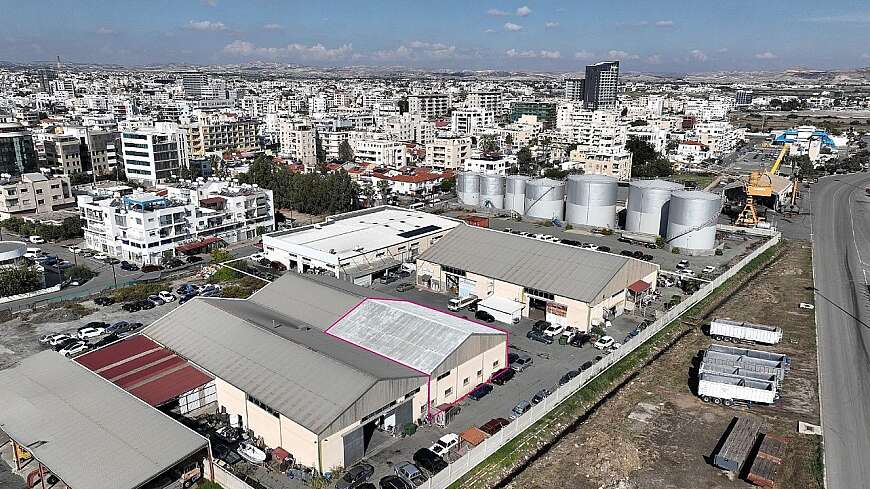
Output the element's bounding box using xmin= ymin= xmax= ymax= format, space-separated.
xmin=447 ymin=294 xmax=478 ymax=311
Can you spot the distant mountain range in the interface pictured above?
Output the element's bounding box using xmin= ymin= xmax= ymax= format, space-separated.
xmin=2 ymin=60 xmax=870 ymax=83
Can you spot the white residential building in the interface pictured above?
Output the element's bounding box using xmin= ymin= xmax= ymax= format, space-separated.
xmin=466 ymin=91 xmax=503 ymax=114
xmin=408 ymin=93 xmax=450 ymax=120
xmin=463 ymin=155 xmax=514 ymax=175
xmin=424 ymin=136 xmax=471 ymax=171
xmin=450 ymin=108 xmax=494 ymax=136
xmin=120 ymin=125 xmax=190 ymax=186
xmin=353 ymin=139 xmax=408 ymax=167
xmin=278 ymin=120 xmax=317 ymax=171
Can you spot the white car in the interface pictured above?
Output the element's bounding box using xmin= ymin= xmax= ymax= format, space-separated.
xmin=594 ymin=336 xmax=615 ymax=350
xmin=702 ymin=266 xmax=716 ymax=274
xmin=561 ymin=326 xmax=578 ymax=342
xmin=682 ymin=269 xmax=696 ymax=277
xmin=429 ymin=433 xmax=460 ymax=457
xmin=158 ymin=291 xmax=176 ymax=302
xmin=29 ymin=236 xmax=45 ymax=244
xmin=67 ymin=246 xmax=83 ymax=254
xmin=59 ymin=342 xmax=88 ymax=357
xmin=77 ymin=327 xmax=105 ymax=340
xmin=40 ymin=333 xmax=68 ymax=345
xmin=94 ymin=253 xmax=109 ymax=261
xmin=250 ymin=253 xmax=266 ymax=261
xmin=582 ymin=243 xmax=600 ymax=250
xmin=543 ymin=323 xmax=566 ymax=337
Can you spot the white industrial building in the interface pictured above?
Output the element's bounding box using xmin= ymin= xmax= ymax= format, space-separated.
xmin=416 ymin=225 xmax=659 ymax=330
xmin=263 ymin=206 xmax=459 ymax=286
xmin=144 ymin=273 xmax=507 ymax=473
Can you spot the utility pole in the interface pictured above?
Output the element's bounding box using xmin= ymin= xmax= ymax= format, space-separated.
xmin=110 ymin=262 xmax=118 ymax=288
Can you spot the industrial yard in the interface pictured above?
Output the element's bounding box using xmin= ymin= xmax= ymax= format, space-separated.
xmin=501 ymin=241 xmax=821 ymax=489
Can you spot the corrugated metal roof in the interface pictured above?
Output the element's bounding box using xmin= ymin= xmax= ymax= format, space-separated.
xmin=144 ymin=298 xmax=427 ymax=435
xmin=249 ymin=273 xmax=366 ymax=329
xmin=418 ymin=225 xmax=654 ymax=303
xmin=328 ymin=299 xmax=506 ymax=374
xmin=0 ymin=351 xmax=207 ymax=489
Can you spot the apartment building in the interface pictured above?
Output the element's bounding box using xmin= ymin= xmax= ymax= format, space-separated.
xmin=408 ymin=93 xmax=451 ymax=120
xmin=584 ymin=61 xmax=619 ymax=110
xmin=0 ymin=122 xmax=39 ymax=176
xmin=557 ymin=105 xmax=628 ymax=157
xmin=44 ymin=135 xmax=84 ymax=175
xmin=79 ymin=181 xmax=274 ymax=265
xmin=278 ymin=121 xmax=317 ymax=171
xmin=451 ymin=108 xmax=494 ymax=136
xmin=120 ymin=125 xmax=190 ymax=186
xmin=564 ymin=78 xmax=585 ymax=101
xmin=0 ymin=173 xmax=74 ymax=219
xmin=695 ymin=120 xmax=742 ymax=157
xmin=44 ymin=128 xmax=119 ymax=177
xmin=566 ymin=150 xmax=633 ymax=180
xmin=353 ymin=139 xmax=408 ymax=167
xmin=466 ymin=91 xmax=503 ymax=114
xmin=463 ymin=155 xmax=514 ymax=175
xmin=319 ymin=130 xmax=350 ymax=160
xmin=424 ymin=136 xmax=471 ymax=171
xmin=185 ymin=117 xmax=258 ymax=156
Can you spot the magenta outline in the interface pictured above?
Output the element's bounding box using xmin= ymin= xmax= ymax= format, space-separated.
xmin=323 ymin=297 xmax=511 ymax=420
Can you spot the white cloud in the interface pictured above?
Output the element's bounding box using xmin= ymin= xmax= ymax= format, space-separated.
xmin=483 ymin=28 xmax=496 ymax=33
xmin=263 ymin=23 xmax=283 ymax=30
xmin=516 ymin=6 xmax=532 ymax=17
xmin=646 ymin=54 xmax=662 ymax=64
xmin=187 ymin=20 xmax=227 ymax=31
xmin=487 ymin=8 xmax=509 ymax=16
xmin=689 ymin=49 xmax=708 ymax=62
xmin=863 ymin=53 xmax=870 ymax=59
xmin=655 ymin=20 xmax=674 ymax=27
xmin=607 ymin=49 xmax=639 ymax=60
xmin=574 ymin=50 xmax=595 ymax=60
xmin=223 ymin=40 xmax=353 ymax=60
xmin=96 ymin=27 xmax=115 ymax=35
xmin=504 ymin=22 xmax=523 ymax=32
xmin=616 ymin=20 xmax=649 ymax=28
xmin=200 ymin=0 xmax=217 ymax=6
xmin=805 ymin=13 xmax=870 ymax=23
xmin=372 ymin=41 xmax=467 ymax=61
xmin=717 ymin=47 xmax=729 ymax=53
xmin=506 ymin=49 xmax=561 ymax=59
xmin=545 ymin=21 xmax=559 ymax=29
xmin=754 ymin=51 xmax=777 ymax=60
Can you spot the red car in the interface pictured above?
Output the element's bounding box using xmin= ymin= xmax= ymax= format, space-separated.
xmin=480 ymin=418 xmax=510 ymax=435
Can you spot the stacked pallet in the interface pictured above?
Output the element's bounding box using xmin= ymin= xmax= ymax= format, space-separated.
xmin=747 ymin=434 xmax=788 ymax=487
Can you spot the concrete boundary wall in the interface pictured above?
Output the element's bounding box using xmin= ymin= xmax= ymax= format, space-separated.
xmin=421 ymin=231 xmax=782 ymax=489
xmin=0 ymin=284 xmax=62 ymax=305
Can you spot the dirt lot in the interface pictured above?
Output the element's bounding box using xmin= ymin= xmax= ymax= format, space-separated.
xmin=504 ymin=241 xmax=821 ymax=489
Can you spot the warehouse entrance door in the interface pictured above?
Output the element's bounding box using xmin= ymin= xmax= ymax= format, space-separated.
xmin=528 ymin=297 xmax=548 ymax=320
xmin=343 ymin=421 xmax=377 ymax=467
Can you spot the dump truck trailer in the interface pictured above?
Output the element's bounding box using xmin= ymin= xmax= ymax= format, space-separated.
xmin=710 ymin=318 xmax=782 ymax=345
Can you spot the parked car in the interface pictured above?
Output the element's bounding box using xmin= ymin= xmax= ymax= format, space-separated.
xmin=158 ymin=290 xmax=176 ymax=302
xmin=597 ymin=246 xmax=611 ymax=253
xmin=510 ymin=400 xmax=531 ymax=419
xmin=379 ymin=475 xmax=412 ymax=489
xmin=447 ymin=295 xmax=478 ymax=312
xmin=467 ymin=383 xmax=493 ymax=401
xmin=24 ymin=247 xmax=41 ymax=259
xmin=122 ymin=302 xmax=142 ymax=312
xmin=119 ymin=261 xmax=140 ymax=271
xmin=141 ymin=264 xmax=163 ymax=273
xmin=394 ymin=461 xmax=427 ymax=486
xmin=148 ymin=295 xmax=166 ymax=306
xmin=531 ymin=388 xmax=551 ymax=405
xmin=59 ymin=341 xmax=88 ymax=357
xmin=429 ymin=433 xmax=460 ymax=457
xmin=379 ymin=273 xmax=397 ymax=285
xmin=579 ymin=360 xmax=594 ymax=371
xmin=510 ymin=352 xmax=533 ymax=372
xmin=480 ymin=417 xmax=511 ymax=435
xmin=270 ymin=260 xmax=287 ymax=271
xmin=249 ymin=253 xmax=266 ymax=262
xmin=41 ymin=333 xmax=70 ymax=346
xmin=67 ymin=246 xmax=82 ymax=254
xmin=53 ymin=337 xmax=80 ymax=351
xmin=138 ymin=299 xmax=156 ymax=310
xmin=491 ymin=367 xmax=515 ymax=385
xmin=91 ymin=333 xmax=120 ymax=348
xmin=186 ymin=255 xmax=204 ymax=263
xmin=396 ymin=283 xmax=414 ymax=292
xmin=474 ymin=310 xmax=495 ymax=323
xmin=336 ymin=463 xmax=374 ymax=489
xmin=176 ymin=284 xmax=201 ymax=295
xmin=559 ymin=370 xmax=580 ymax=386
xmin=678 ymin=259 xmax=690 ymax=269
xmin=94 ymin=296 xmax=115 ymax=306
xmin=28 ymin=235 xmax=45 ymax=244
xmin=526 ymin=329 xmax=554 ymax=344
xmin=569 ymin=334 xmax=592 ymax=348
xmin=413 ymin=448 xmax=447 ymax=475
xmin=532 ymin=320 xmax=550 ymax=332
xmin=179 ymin=293 xmax=198 ymax=305
xmin=594 ymin=336 xmax=615 ymax=350
xmin=77 ymin=326 xmax=106 ymax=340
xmin=620 ymin=250 xmax=634 ymax=257
xmin=702 ymin=265 xmax=716 ymax=274
xmin=542 ymin=323 xmax=565 ymax=337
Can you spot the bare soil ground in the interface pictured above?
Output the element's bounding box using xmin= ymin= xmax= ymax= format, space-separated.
xmin=506 ymin=241 xmax=821 ymax=489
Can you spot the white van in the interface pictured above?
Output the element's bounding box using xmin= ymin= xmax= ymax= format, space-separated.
xmin=24 ymin=247 xmax=42 ymax=259
xmin=409 ymin=202 xmax=425 ymax=210
xmin=447 ymin=294 xmax=478 ymax=311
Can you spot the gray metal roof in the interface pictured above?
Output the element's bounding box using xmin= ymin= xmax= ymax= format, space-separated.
xmin=418 ymin=225 xmax=658 ymax=304
xmin=249 ymin=273 xmax=366 ymax=329
xmin=0 ymin=351 xmax=207 ymax=489
xmin=328 ymin=299 xmax=506 ymax=375
xmin=144 ymin=298 xmax=426 ymax=436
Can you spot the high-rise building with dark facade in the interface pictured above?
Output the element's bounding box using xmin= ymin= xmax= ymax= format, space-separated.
xmin=584 ymin=61 xmax=619 ymax=110
xmin=735 ymin=90 xmax=753 ymax=106
xmin=0 ymin=122 xmax=38 ymax=176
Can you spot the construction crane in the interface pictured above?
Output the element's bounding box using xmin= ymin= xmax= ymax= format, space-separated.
xmin=735 ymin=144 xmax=789 ymax=227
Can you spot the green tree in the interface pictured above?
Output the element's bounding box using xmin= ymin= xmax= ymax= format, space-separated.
xmin=516 ymin=147 xmax=533 ymax=175
xmin=315 ymin=135 xmax=326 ymax=164
xmin=0 ymin=265 xmax=42 ymax=297
xmin=377 ymin=180 xmax=392 ymax=205
xmin=210 ymin=249 xmax=233 ymax=264
xmin=504 ymin=133 xmax=514 ymax=147
xmin=67 ymin=265 xmax=96 ymax=281
xmin=338 ymin=140 xmax=354 ymax=162
xmin=480 ymin=135 xmax=499 ymax=154
xmin=626 ymin=137 xmax=659 ymax=166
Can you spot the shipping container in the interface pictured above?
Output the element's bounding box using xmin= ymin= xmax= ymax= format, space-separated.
xmin=713 ymin=417 xmax=761 ymax=472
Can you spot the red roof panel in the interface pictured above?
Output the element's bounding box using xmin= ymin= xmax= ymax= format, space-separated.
xmin=130 ymin=366 xmax=214 ymax=407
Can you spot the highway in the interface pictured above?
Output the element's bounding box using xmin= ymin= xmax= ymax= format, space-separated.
xmin=811 ymin=173 xmax=870 ymax=489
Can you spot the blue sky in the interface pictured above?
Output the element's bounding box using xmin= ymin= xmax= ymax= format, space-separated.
xmin=3 ymin=0 xmax=870 ymax=72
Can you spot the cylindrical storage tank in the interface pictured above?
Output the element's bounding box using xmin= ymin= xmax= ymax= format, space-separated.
xmin=524 ymin=178 xmax=565 ymax=220
xmin=456 ymin=172 xmax=481 ymax=207
xmin=479 ymin=174 xmax=505 ymax=209
xmin=625 ymin=180 xmax=685 ymax=236
xmin=565 ymin=174 xmax=618 ymax=228
xmin=666 ymin=190 xmax=722 ymax=252
xmin=505 ymin=175 xmax=529 ymax=214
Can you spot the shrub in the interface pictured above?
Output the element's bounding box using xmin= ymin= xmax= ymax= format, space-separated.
xmin=208 ymin=266 xmax=241 ymax=283
xmin=67 ymin=265 xmax=96 ymax=281
xmin=111 ymin=282 xmax=168 ymax=302
xmin=671 ymin=247 xmax=681 ymax=254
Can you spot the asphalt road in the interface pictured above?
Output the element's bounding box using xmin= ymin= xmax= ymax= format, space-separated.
xmin=811 ymin=172 xmax=870 ymax=489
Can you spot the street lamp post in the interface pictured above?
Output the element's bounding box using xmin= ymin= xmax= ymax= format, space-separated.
xmin=111 ymin=262 xmax=118 ymax=288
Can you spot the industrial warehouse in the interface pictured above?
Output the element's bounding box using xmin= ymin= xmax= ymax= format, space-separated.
xmin=142 ymin=273 xmax=507 ymax=473
xmin=456 ymin=172 xmax=724 ymax=255
xmin=415 ymin=224 xmax=659 ymax=330
xmin=262 ymin=206 xmax=460 ymax=285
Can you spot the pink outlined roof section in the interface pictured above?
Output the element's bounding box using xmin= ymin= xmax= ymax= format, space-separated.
xmin=325 ymin=298 xmax=507 ymax=376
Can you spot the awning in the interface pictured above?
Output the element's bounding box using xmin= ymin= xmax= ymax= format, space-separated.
xmin=341 ymin=257 xmax=401 ymax=278
xmin=460 ymin=427 xmax=487 ymax=447
xmin=76 ymin=335 xmax=213 ymax=407
xmin=628 ymin=280 xmax=651 ymax=294
xmin=478 ymin=295 xmax=524 ymax=315
xmin=176 ymin=236 xmax=224 ymax=254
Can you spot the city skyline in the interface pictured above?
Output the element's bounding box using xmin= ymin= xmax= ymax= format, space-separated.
xmin=4 ymin=0 xmax=870 ymax=72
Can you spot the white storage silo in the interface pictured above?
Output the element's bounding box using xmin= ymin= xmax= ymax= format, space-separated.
xmin=565 ymin=174 xmax=618 ymax=228
xmin=666 ymin=190 xmax=722 ymax=252
xmin=524 ymin=178 xmax=565 ymax=220
xmin=479 ymin=174 xmax=505 ymax=209
xmin=625 ymin=180 xmax=685 ymax=237
xmin=456 ymin=172 xmax=481 ymax=207
xmin=505 ymin=175 xmax=529 ymax=214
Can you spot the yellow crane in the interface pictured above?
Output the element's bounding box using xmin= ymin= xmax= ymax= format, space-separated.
xmin=735 ymin=143 xmax=789 ymax=227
